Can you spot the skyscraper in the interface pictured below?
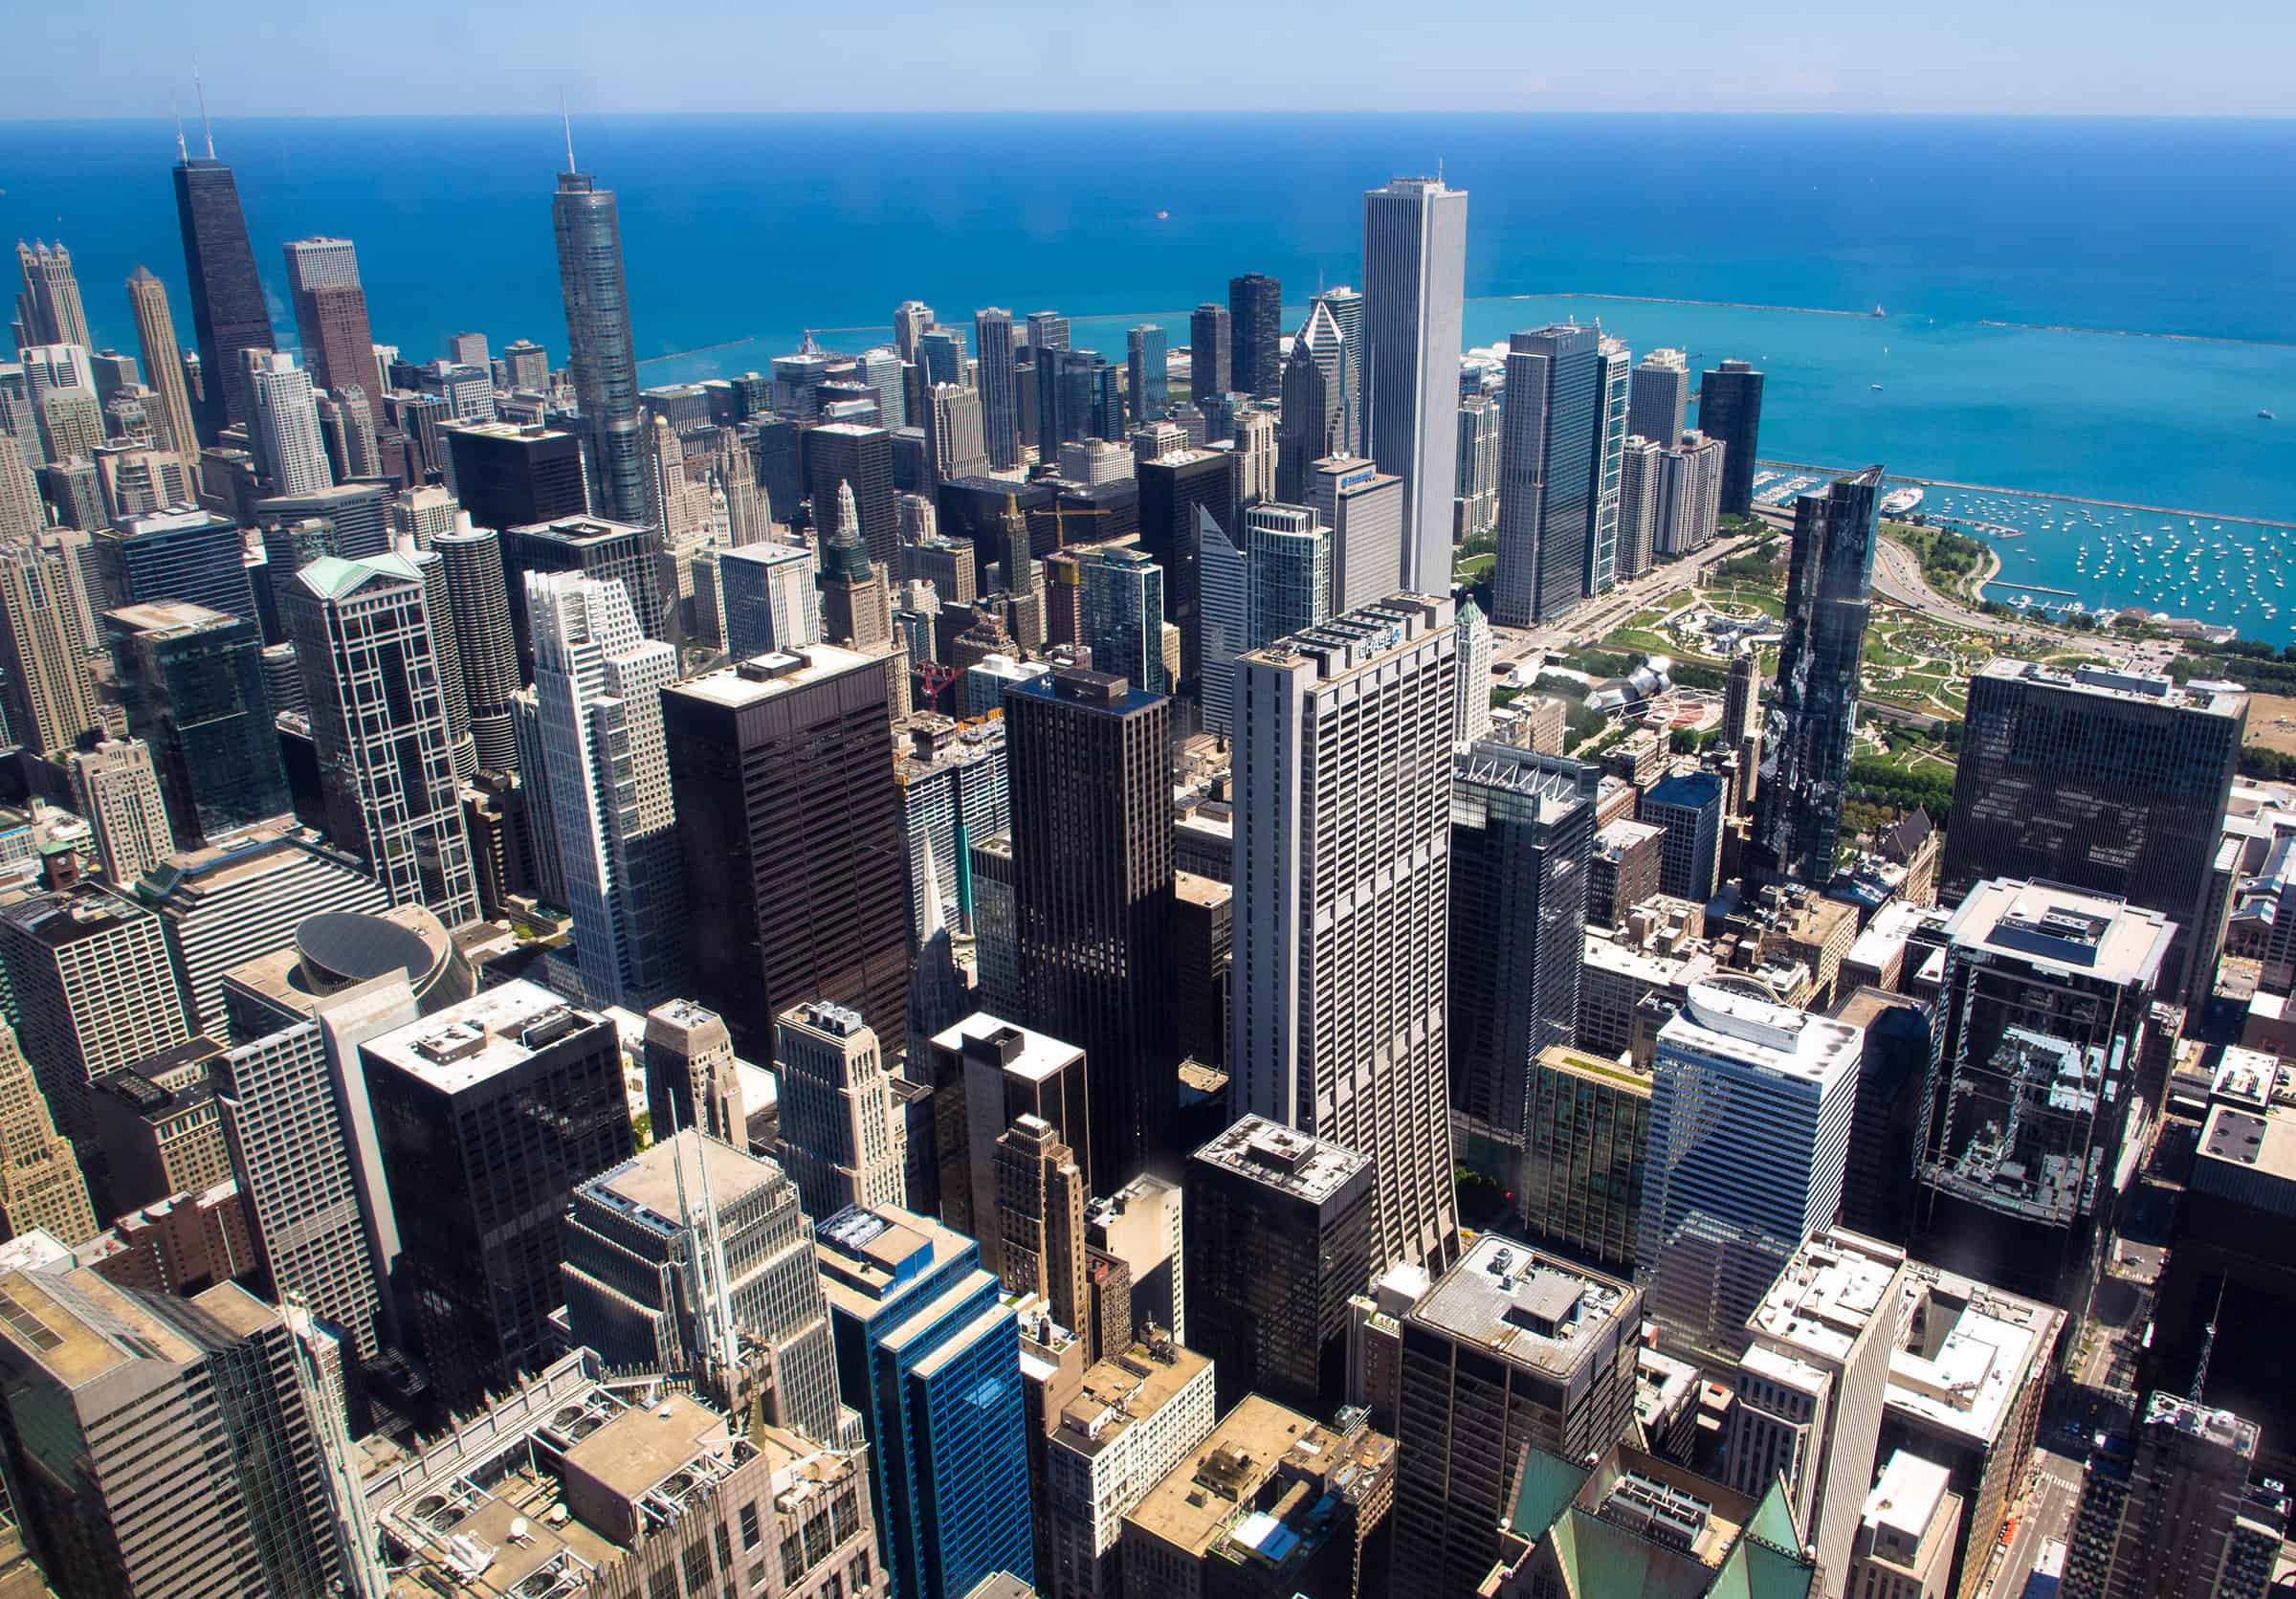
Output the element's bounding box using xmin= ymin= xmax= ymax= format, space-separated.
xmin=245 ymin=351 xmax=334 ymax=495
xmin=2064 ymin=1392 xmax=2288 ymax=1599
xmin=817 ymin=481 xmax=889 ymax=650
xmin=430 ymin=522 xmax=522 ymax=773
xmin=1309 ymin=454 xmax=1404 ymax=613
xmin=1188 ymin=301 xmax=1232 ymax=400
xmin=1136 ymin=447 xmax=1235 ymax=696
xmin=976 ymin=307 xmax=1021 ymax=470
xmin=1941 ymin=659 xmax=2242 ymax=1004
xmin=1629 ymin=347 xmax=1690 ymax=455
xmin=1197 ymin=507 xmax=1248 ymax=738
xmin=1081 ymin=548 xmax=1167 ymax=694
xmin=1698 ymin=357 xmax=1765 ymax=517
xmin=1234 ymin=595 xmax=1461 ymax=1273
xmin=1245 ymin=500 xmax=1332 ymax=647
xmin=925 ymin=381 xmax=989 ymax=482
xmin=94 ymin=506 xmax=259 ymax=623
xmin=775 ymin=999 xmax=908 ymax=1221
xmin=1638 ymin=984 xmax=1861 ymax=1362
xmin=1455 ymin=593 xmax=1494 ymax=744
xmin=280 ymin=235 xmax=376 ymax=402
xmin=363 ymin=981 xmax=632 ymax=1406
xmin=1492 ymin=323 xmax=1601 ymax=627
xmin=105 ymin=598 xmax=288 ymax=844
xmin=808 ymin=420 xmax=898 ymax=570
xmin=894 ymin=299 xmax=935 ymax=361
xmin=663 ymin=648 xmax=911 ymax=1053
xmin=0 ymin=1268 xmax=338 ymax=1593
xmin=1363 ymin=176 xmax=1467 ymax=597
xmin=527 ymin=569 xmax=684 ymax=1007
xmin=14 ymin=239 xmax=90 ymax=349
xmin=1005 ymin=667 xmax=1175 ymax=1184
xmin=1652 ymin=429 xmax=1728 ymax=557
xmin=1454 ymin=390 xmax=1500 ymax=541
xmin=554 ymin=165 xmax=651 ymax=525
xmin=0 ymin=541 xmax=102 ymax=756
xmin=1126 ymin=322 xmax=1167 ymax=423
xmin=1276 ymin=300 xmax=1351 ymax=502
xmin=71 ymin=739 xmax=175 ymax=883
xmin=1228 ymin=272 xmax=1283 ymax=398
xmin=993 ymin=1112 xmax=1090 ymax=1346
xmin=282 ymin=553 xmax=482 ymax=925
xmin=171 ymin=147 xmax=274 ymax=441
xmin=0 ymin=1019 xmax=97 ymax=1247
xmin=1589 ymin=333 xmax=1630 ymax=595
xmin=1750 ymin=464 xmax=1885 ymax=887
xmin=1447 ymin=744 xmax=1599 ymax=1195
xmin=719 ymin=540 xmax=820 ymax=656
xmin=443 ymin=418 xmax=588 ymax=529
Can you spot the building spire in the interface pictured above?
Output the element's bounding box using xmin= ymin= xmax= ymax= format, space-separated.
xmin=560 ymin=86 xmax=575 ymax=174
xmin=171 ymin=93 xmax=187 ymax=163
xmin=192 ymin=59 xmax=214 ymax=157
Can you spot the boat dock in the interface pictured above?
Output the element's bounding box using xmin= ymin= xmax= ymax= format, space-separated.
xmin=1755 ymin=460 xmax=2296 ymax=533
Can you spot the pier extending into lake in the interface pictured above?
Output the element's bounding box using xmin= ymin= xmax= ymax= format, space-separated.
xmin=1756 ymin=459 xmax=2296 ymax=534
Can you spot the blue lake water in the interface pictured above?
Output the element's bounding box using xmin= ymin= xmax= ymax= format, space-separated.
xmin=5 ymin=113 xmax=2292 ymax=632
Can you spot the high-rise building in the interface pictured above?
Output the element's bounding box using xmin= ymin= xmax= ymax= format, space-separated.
xmin=1638 ymin=984 xmax=1862 ymax=1361
xmin=14 ymin=239 xmax=90 ymax=349
xmin=1455 ymin=390 xmax=1500 ymax=542
xmin=663 ymin=647 xmax=911 ymax=1053
xmin=106 ymin=598 xmax=290 ymax=845
xmin=244 ymin=350 xmax=334 ymax=495
xmin=500 ymin=336 xmax=548 ymax=390
xmin=1187 ymin=302 xmax=1231 ymax=401
xmin=1004 ymin=668 xmax=1173 ymax=1183
xmin=1234 ymin=595 xmax=1460 ymax=1273
xmin=1042 ymin=1333 xmax=1217 ymax=1599
xmin=1454 ymin=593 xmax=1494 ymax=744
xmin=1652 ymin=428 xmax=1727 ymax=557
xmin=171 ymin=149 xmax=274 ymax=440
xmin=0 ymin=433 xmax=41 ymax=543
xmin=1305 ymin=455 xmax=1403 ymax=614
xmin=279 ymin=235 xmax=373 ymax=402
xmin=553 ymin=166 xmax=651 ymax=524
xmin=1750 ymin=465 xmax=1885 ymax=887
xmin=1642 ymin=767 xmax=1726 ymax=903
xmin=1942 ymin=659 xmax=2242 ymax=1003
xmin=1186 ymin=1115 xmax=1372 ymax=1415
xmin=563 ymin=1127 xmax=850 ymax=1444
xmin=1276 ymin=300 xmax=1351 ymax=502
xmin=814 ymin=1203 xmax=1036 ymax=1599
xmin=809 ymin=420 xmax=898 ymax=571
xmin=526 ymin=570 xmax=682 ymax=1006
xmin=976 ymin=307 xmax=1021 ymax=470
xmin=71 ymin=739 xmax=175 ymax=883
xmin=283 ymin=552 xmax=482 ymax=924
xmin=719 ymin=540 xmax=820 ymax=657
xmin=1725 ymin=1228 xmax=1910 ymax=1599
xmin=1196 ymin=507 xmax=1249 ymax=739
xmin=1363 ymin=177 xmax=1467 ymax=597
xmin=993 ymin=1112 xmax=1090 ymax=1346
xmin=1126 ymin=323 xmax=1167 ymax=423
xmin=0 ymin=1019 xmax=97 ymax=1246
xmin=215 ymin=976 xmax=416 ymax=1362
xmin=775 ymin=999 xmax=907 ymax=1221
xmin=94 ymin=506 xmax=259 ymax=623
xmin=1245 ymin=500 xmax=1331 ymax=647
xmin=1492 ymin=323 xmax=1601 ymax=626
xmin=0 ymin=541 xmax=101 ymax=757
xmin=1911 ymin=878 xmax=2169 ymax=1308
xmin=123 ymin=265 xmax=202 ymax=460
xmin=1448 ymin=744 xmax=1600 ymax=1191
xmin=1629 ymin=348 xmax=1689 ymax=460
xmin=640 ymin=995 xmax=746 ymax=1146
xmin=816 ymin=482 xmax=889 ymax=651
xmin=363 ymin=981 xmax=632 ymax=1406
xmin=1136 ymin=447 xmax=1234 ymax=695
xmin=2064 ymin=1391 xmax=2287 ymax=1599
xmin=1698 ymin=357 xmax=1765 ymax=517
xmin=0 ymin=1267 xmax=337 ymax=1592
xmin=925 ymin=380 xmax=989 ymax=483
xmin=429 ymin=522 xmax=521 ymax=773
xmin=1589 ymin=334 xmax=1630 ymax=596
xmin=1388 ymin=1235 xmax=1642 ymax=1599
xmin=0 ymin=883 xmax=191 ymax=1153
xmin=443 ymin=418 xmax=587 ymax=529
xmin=1228 ymin=272 xmax=1282 ymax=399
xmin=1080 ymin=549 xmax=1167 ymax=694
xmin=926 ymin=1012 xmax=1092 ymax=1255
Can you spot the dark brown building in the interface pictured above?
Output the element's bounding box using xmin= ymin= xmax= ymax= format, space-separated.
xmin=662 ymin=646 xmax=911 ymax=1055
xmin=298 ymin=282 xmax=375 ymax=399
xmin=1004 ymin=668 xmax=1175 ymax=1185
xmin=1171 ymin=871 xmax=1231 ymax=1070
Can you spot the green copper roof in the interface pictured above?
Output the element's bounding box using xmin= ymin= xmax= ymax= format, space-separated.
xmin=1743 ymin=1477 xmax=1806 ymax=1554
xmin=1508 ymin=1447 xmax=1590 ymax=1544
xmin=297 ymin=551 xmax=423 ymax=599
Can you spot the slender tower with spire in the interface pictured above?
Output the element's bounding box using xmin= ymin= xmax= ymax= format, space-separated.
xmin=818 ymin=481 xmax=888 ymax=649
xmin=551 ymin=124 xmax=653 ymax=528
xmin=170 ymin=78 xmax=274 ymax=444
xmin=124 ymin=266 xmax=203 ymax=461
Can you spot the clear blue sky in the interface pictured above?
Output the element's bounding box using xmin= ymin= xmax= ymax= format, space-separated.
xmin=14 ymin=0 xmax=2296 ymax=119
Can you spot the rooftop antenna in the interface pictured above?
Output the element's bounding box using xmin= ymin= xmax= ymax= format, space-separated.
xmin=560 ymin=86 xmax=576 ymax=174
xmin=171 ymin=93 xmax=187 ymax=164
xmin=192 ymin=58 xmax=214 ymax=158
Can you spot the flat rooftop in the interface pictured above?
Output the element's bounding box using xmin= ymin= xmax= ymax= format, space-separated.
xmin=1056 ymin=1340 xmax=1213 ymax=1460
xmin=1409 ymin=1234 xmax=1635 ymax=1379
xmin=1124 ymin=1393 xmax=1311 ymax=1556
xmin=1661 ymin=983 xmax=1862 ymax=1088
xmin=932 ymin=1011 xmax=1083 ymax=1084
xmin=1173 ymin=869 xmax=1229 ymax=909
xmin=1746 ymin=1229 xmax=1904 ymax=1366
xmin=1190 ymin=1115 xmax=1369 ymax=1205
xmin=1535 ymin=1044 xmax=1653 ymax=1097
xmin=1886 ymin=1262 xmax=2063 ymax=1447
xmin=814 ymin=1203 xmax=972 ymax=1316
xmin=2196 ymin=1100 xmax=2296 ymax=1186
xmin=360 ymin=979 xmax=606 ymax=1094
xmin=1236 ymin=593 xmax=1451 ymax=676
xmin=1978 ymin=656 xmax=2247 ymax=720
xmin=1863 ymin=1450 xmax=1954 ymax=1544
xmin=667 ymin=645 xmax=879 ymax=708
xmin=1946 ymin=877 xmax=2173 ymax=988
xmin=578 ymin=1129 xmax=782 ymax=1238
xmin=104 ymin=599 xmax=235 ymax=636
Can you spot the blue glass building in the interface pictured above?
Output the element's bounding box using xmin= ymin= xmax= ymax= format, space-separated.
xmin=815 ymin=1204 xmax=1034 ymax=1599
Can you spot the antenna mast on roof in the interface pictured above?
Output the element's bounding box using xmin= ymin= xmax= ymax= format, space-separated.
xmin=192 ymin=59 xmax=214 ymax=158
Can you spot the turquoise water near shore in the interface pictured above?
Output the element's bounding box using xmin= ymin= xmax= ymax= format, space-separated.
xmin=5 ymin=112 xmax=2291 ymax=632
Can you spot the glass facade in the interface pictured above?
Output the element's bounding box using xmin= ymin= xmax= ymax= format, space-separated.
xmin=111 ymin=605 xmax=290 ymax=846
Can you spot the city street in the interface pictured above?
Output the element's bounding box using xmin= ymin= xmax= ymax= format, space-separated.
xmin=1984 ymin=1447 xmax=2084 ymax=1598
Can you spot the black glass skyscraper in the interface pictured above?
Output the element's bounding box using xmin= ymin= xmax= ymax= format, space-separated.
xmin=552 ymin=168 xmax=651 ymax=527
xmin=1228 ymin=273 xmax=1283 ymax=399
xmin=444 ymin=422 xmax=587 ymax=532
xmin=975 ymin=308 xmax=1020 ymax=469
xmin=171 ymin=155 xmax=274 ymax=443
xmin=1697 ymin=358 xmax=1764 ymax=516
xmin=106 ymin=601 xmax=291 ymax=847
xmin=1189 ymin=302 xmax=1232 ymax=400
xmin=1750 ymin=465 xmax=1884 ymax=886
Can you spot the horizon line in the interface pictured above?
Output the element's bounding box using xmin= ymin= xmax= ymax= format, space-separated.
xmin=6 ymin=107 xmax=2296 ymax=125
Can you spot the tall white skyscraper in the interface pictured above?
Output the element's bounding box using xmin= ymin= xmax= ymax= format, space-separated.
xmin=282 ymin=553 xmax=482 ymax=925
xmin=1628 ymin=347 xmax=1690 ymax=451
xmin=1590 ymin=334 xmax=1631 ymax=596
xmin=718 ymin=541 xmax=820 ymax=658
xmin=774 ymin=999 xmax=907 ymax=1222
xmin=1637 ymin=983 xmax=1863 ymax=1362
xmin=526 ymin=570 xmax=683 ymax=1008
xmin=246 ymin=351 xmax=334 ymax=496
xmin=70 ymin=739 xmax=174 ymax=883
xmin=1232 ymin=594 xmax=1461 ymax=1273
xmin=1453 ymin=596 xmax=1493 ymax=745
xmin=1362 ymin=177 xmax=1467 ymax=598
xmin=1309 ymin=455 xmax=1403 ymax=613
xmin=1197 ymin=506 xmax=1248 ymax=740
xmin=1244 ymin=501 xmax=1332 ymax=650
